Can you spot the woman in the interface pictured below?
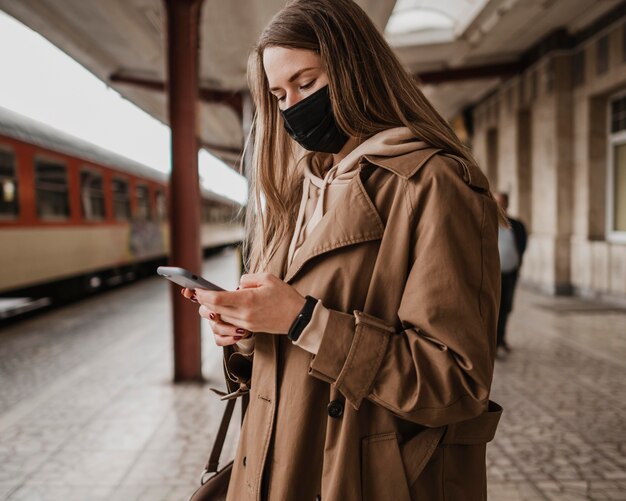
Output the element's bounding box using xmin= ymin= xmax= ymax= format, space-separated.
xmin=183 ymin=0 xmax=503 ymax=499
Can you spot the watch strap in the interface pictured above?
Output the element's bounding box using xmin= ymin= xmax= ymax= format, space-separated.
xmin=287 ymin=295 xmax=318 ymax=341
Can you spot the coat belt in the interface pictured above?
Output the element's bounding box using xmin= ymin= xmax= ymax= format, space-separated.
xmin=402 ymin=400 xmax=502 ymax=486
xmin=442 ymin=400 xmax=503 ymax=445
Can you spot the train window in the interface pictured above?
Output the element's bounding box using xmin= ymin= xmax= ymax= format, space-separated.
xmin=35 ymin=159 xmax=69 ymax=219
xmin=202 ymin=202 xmax=211 ymax=222
xmin=135 ymin=184 xmax=151 ymax=220
xmin=112 ymin=177 xmax=131 ymax=221
xmin=155 ymin=189 xmax=167 ymax=221
xmin=80 ymin=169 xmax=105 ymax=220
xmin=0 ymin=149 xmax=19 ymax=218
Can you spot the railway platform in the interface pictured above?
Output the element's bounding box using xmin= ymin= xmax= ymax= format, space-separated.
xmin=0 ymin=247 xmax=625 ymax=501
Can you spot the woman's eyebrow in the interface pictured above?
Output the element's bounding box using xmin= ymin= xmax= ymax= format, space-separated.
xmin=269 ymin=67 xmax=317 ymax=92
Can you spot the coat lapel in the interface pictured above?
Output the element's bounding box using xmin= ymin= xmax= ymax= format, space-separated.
xmin=283 ymin=171 xmax=384 ymax=284
xmin=280 ymin=147 xmax=443 ymax=285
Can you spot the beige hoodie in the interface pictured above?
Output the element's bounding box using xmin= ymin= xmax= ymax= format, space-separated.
xmin=238 ymin=127 xmax=429 ymax=354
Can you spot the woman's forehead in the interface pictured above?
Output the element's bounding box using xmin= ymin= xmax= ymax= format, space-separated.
xmin=263 ymin=47 xmax=322 ymax=85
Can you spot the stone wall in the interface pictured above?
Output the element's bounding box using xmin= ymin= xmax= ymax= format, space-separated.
xmin=471 ymin=18 xmax=626 ymax=300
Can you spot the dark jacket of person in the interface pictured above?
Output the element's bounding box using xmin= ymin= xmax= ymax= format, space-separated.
xmin=507 ymin=216 xmax=527 ymax=270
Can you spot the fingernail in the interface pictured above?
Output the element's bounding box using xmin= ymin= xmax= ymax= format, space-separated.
xmin=236 ymin=328 xmax=245 ymax=334
xmin=209 ymin=313 xmax=215 ymax=319
xmin=234 ymin=336 xmax=242 ymax=341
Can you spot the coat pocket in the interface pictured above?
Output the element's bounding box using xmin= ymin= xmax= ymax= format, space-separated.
xmin=361 ymin=433 xmax=410 ymax=501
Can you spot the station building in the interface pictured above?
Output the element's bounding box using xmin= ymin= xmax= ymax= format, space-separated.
xmin=468 ymin=11 xmax=626 ymax=301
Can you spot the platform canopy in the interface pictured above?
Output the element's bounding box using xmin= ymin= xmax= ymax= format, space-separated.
xmin=0 ymin=0 xmax=619 ymax=165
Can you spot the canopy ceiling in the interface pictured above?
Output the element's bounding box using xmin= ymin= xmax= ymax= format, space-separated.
xmin=0 ymin=0 xmax=620 ymax=166
xmin=386 ymin=0 xmax=490 ymax=46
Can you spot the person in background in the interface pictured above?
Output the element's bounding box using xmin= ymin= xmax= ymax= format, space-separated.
xmin=495 ymin=192 xmax=527 ymax=354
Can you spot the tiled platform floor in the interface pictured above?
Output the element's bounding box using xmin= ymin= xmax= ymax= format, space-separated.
xmin=0 ymin=247 xmax=625 ymax=500
xmin=487 ymin=289 xmax=626 ymax=500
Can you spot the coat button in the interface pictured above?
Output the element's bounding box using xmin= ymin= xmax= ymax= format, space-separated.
xmin=243 ymin=456 xmax=247 ymax=466
xmin=315 ymin=496 xmax=321 ymax=501
xmin=327 ymin=400 xmax=344 ymax=418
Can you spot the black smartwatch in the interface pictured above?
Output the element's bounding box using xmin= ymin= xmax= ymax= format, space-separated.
xmin=287 ymin=295 xmax=318 ymax=342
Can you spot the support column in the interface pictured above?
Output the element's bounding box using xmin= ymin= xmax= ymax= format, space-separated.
xmin=164 ymin=0 xmax=204 ymax=382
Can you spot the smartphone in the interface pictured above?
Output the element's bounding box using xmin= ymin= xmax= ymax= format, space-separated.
xmin=156 ymin=266 xmax=226 ymax=291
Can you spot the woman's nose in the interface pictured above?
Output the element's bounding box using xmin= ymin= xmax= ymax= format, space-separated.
xmin=284 ymin=93 xmax=302 ymax=110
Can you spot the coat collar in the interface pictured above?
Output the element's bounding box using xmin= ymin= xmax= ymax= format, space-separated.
xmin=361 ymin=147 xmax=441 ymax=179
xmin=363 ymin=147 xmax=490 ymax=191
xmin=282 ymin=172 xmax=384 ymax=284
xmin=271 ymin=146 xmax=489 ymax=284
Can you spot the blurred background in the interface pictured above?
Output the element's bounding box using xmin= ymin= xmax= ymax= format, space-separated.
xmin=0 ymin=1 xmax=625 ymax=500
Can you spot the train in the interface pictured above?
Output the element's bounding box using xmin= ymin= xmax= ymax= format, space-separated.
xmin=0 ymin=105 xmax=244 ymax=320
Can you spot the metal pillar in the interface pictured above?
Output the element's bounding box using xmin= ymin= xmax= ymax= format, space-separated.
xmin=164 ymin=0 xmax=204 ymax=382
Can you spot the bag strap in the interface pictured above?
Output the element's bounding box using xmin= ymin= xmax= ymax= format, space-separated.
xmin=204 ymin=394 xmax=249 ymax=474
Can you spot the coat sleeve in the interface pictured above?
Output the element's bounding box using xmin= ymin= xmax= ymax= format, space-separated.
xmin=307 ymin=163 xmax=501 ymax=427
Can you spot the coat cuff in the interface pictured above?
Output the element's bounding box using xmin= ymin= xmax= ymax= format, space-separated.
xmin=308 ymin=309 xmax=394 ymax=409
xmin=292 ymin=300 xmax=329 ymax=354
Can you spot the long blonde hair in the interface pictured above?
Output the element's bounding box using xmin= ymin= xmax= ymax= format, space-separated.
xmin=244 ymin=0 xmax=502 ymax=273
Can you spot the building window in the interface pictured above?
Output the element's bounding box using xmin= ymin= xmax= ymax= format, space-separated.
xmin=0 ymin=149 xmax=18 ymax=218
xmin=35 ymin=159 xmax=69 ymax=219
xmin=135 ymin=184 xmax=151 ymax=220
xmin=80 ymin=169 xmax=106 ymax=220
xmin=609 ymin=93 xmax=626 ymax=240
xmin=611 ymin=94 xmax=626 ymax=133
xmin=622 ymin=23 xmax=626 ymax=62
xmin=597 ymin=35 xmax=609 ymax=75
xmin=613 ymin=143 xmax=626 ymax=233
xmin=112 ymin=177 xmax=131 ymax=221
xmin=623 ymin=23 xmax=626 ymax=63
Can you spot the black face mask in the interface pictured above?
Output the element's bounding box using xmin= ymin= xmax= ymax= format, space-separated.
xmin=280 ymin=85 xmax=349 ymax=154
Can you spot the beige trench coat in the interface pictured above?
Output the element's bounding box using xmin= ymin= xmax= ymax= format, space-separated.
xmin=222 ymin=146 xmax=503 ymax=501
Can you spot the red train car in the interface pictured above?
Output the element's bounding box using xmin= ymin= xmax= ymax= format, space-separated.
xmin=0 ymin=106 xmax=244 ymax=318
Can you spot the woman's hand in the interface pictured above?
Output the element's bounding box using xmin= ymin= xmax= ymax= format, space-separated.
xmin=181 ymin=287 xmax=246 ymax=346
xmin=189 ymin=273 xmax=306 ymax=336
